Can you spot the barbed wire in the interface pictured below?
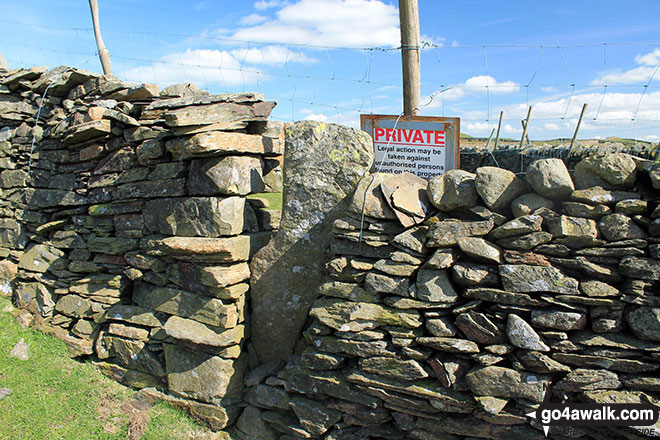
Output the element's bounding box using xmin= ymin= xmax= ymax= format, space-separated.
xmin=1 ymin=19 xmax=659 ymax=142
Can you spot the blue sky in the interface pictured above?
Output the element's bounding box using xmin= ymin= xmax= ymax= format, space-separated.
xmin=1 ymin=0 xmax=659 ymax=141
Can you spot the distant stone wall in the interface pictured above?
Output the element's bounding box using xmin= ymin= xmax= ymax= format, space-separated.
xmin=0 ymin=65 xmax=282 ymax=429
xmin=236 ymin=153 xmax=660 ymax=439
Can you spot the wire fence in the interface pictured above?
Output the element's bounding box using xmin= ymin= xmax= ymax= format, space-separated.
xmin=1 ymin=18 xmax=659 ymax=144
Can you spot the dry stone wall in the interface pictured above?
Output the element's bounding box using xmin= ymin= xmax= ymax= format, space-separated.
xmin=237 ymin=153 xmax=660 ymax=439
xmin=0 ymin=65 xmax=283 ymax=429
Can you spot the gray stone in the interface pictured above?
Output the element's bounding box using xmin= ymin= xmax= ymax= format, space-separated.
xmin=424 ymin=248 xmax=459 ymax=269
xmin=474 ymin=166 xmax=527 ymax=212
xmin=415 ymin=270 xmax=458 ymax=303
xmin=451 ymin=263 xmax=499 ymax=287
xmin=348 ymin=173 xmax=397 ymax=219
xmin=517 ymin=351 xmax=571 ymax=373
xmin=17 ymin=244 xmax=65 ymax=273
xmin=554 ymin=368 xmax=621 ymax=391
xmin=144 ymin=197 xmax=245 ymax=237
xmin=580 ymin=280 xmax=619 ymax=297
xmin=187 ymin=156 xmax=264 ymax=196
xmin=164 ymin=316 xmax=244 ymax=349
xmin=599 ymin=213 xmax=646 ymax=241
xmin=289 ymin=397 xmax=342 ymax=437
xmin=620 ymin=257 xmax=660 ymax=281
xmin=526 ymin=158 xmax=574 ymax=197
xmin=373 ymin=259 xmax=418 ymax=277
xmin=531 ymin=309 xmax=587 ymax=330
xmin=132 ymin=282 xmax=239 ymax=328
xmin=455 ymin=311 xmax=506 ymax=344
xmin=168 ymin=127 xmax=282 ymax=156
xmin=426 ymin=219 xmax=493 ymax=247
xmin=236 ymin=405 xmax=280 ymax=440
xmin=562 ymin=201 xmax=612 ymax=219
xmin=425 ymin=317 xmax=458 ymax=337
xmin=160 ymin=82 xmax=209 ymax=98
xmin=511 ymin=193 xmax=554 ymax=217
xmin=427 ymin=169 xmax=478 ymax=211
xmin=309 ymin=297 xmax=421 ymax=332
xmin=490 ymin=214 xmax=542 ymax=239
xmin=0 ymin=388 xmax=11 ymax=401
xmin=417 ymin=337 xmax=480 ymax=353
xmin=456 ymin=237 xmax=502 ymax=264
xmin=571 ymin=186 xmax=639 ymax=205
xmin=365 ymin=272 xmax=409 ymax=295
xmin=54 ymin=294 xmax=92 ymax=318
xmin=163 ymin=100 xmax=274 ymax=127
xmin=250 ymin=122 xmax=373 ymax=363
xmin=358 ymin=357 xmax=428 ymax=380
xmin=500 ymin=264 xmax=579 ymax=294
xmin=381 ymin=172 xmax=430 ymax=226
xmin=148 ymin=235 xmax=254 ymax=262
xmin=163 ymin=344 xmax=246 ymax=402
xmin=392 ymin=226 xmax=428 ymax=255
xmin=616 ymin=199 xmax=647 ymax=215
xmin=496 ymin=231 xmax=553 ymax=251
xmin=102 ymin=335 xmax=165 ymax=377
xmin=548 ymin=215 xmax=599 ymax=248
xmin=318 ymin=281 xmax=379 ymax=303
xmin=167 ymin=262 xmax=250 ymax=299
xmin=9 ymin=338 xmax=28 ymax=361
xmin=626 ymin=307 xmax=660 ymax=341
xmin=463 ymin=287 xmax=545 ymax=306
xmin=465 ymin=366 xmax=550 ymax=402
xmin=506 ymin=314 xmax=549 ymax=351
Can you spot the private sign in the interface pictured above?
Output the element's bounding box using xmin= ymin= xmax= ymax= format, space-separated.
xmin=360 ymin=115 xmax=460 ymax=179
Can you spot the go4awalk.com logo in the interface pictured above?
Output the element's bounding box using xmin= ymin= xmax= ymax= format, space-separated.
xmin=526 ymin=385 xmax=660 ymax=437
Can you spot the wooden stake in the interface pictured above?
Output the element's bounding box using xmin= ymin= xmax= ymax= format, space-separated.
xmin=399 ymin=0 xmax=420 ymax=116
xmin=89 ymin=0 xmax=112 ymax=76
xmin=493 ymin=110 xmax=503 ymax=150
xmin=485 ymin=128 xmax=496 ymax=151
xmin=519 ymin=106 xmax=532 ymax=148
xmin=569 ymin=103 xmax=588 ymax=151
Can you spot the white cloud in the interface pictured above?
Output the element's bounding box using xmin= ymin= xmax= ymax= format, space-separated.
xmin=544 ymin=123 xmax=562 ymax=130
xmin=234 ymin=0 xmax=400 ymax=48
xmin=230 ymin=45 xmax=316 ymax=65
xmin=239 ymin=13 xmax=268 ymax=25
xmin=541 ymin=86 xmax=557 ymax=93
xmin=426 ymin=75 xmax=520 ymax=102
xmin=592 ymin=48 xmax=660 ymax=85
xmin=121 ymin=49 xmax=265 ymax=87
xmin=255 ymin=0 xmax=286 ymax=10
xmin=303 ymin=113 xmax=328 ymax=122
xmin=636 ymin=48 xmax=660 ymax=66
xmin=645 ymin=134 xmax=659 ymax=142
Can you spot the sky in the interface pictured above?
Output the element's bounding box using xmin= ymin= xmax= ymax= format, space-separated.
xmin=1 ymin=0 xmax=659 ymax=141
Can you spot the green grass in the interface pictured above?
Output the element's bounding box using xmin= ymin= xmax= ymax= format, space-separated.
xmin=247 ymin=192 xmax=283 ymax=211
xmin=0 ymin=297 xmax=214 ymax=440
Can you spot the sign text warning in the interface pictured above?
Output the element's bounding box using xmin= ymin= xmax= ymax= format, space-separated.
xmin=374 ymin=127 xmax=446 ymax=178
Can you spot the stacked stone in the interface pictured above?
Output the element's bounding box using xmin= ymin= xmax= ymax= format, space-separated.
xmin=0 ymin=65 xmax=282 ymax=430
xmin=239 ymin=153 xmax=660 ymax=439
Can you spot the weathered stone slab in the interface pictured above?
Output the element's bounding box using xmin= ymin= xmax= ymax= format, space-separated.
xmin=166 ymin=131 xmax=279 ymax=159
xmin=164 ymin=316 xmax=244 ymax=348
xmin=500 ymin=264 xmax=579 ymax=294
xmin=426 ymin=219 xmax=494 ymax=247
xmin=348 ymin=173 xmax=397 ymax=220
xmin=465 ymin=366 xmax=550 ymax=402
xmin=250 ymin=121 xmax=373 ymax=362
xmin=148 ymin=236 xmax=252 ymax=262
xmin=187 ymin=155 xmax=264 ymax=196
xmin=427 ymin=169 xmax=478 ymax=212
xmin=309 ymin=298 xmax=421 ymax=332
xmin=18 ymin=244 xmax=65 ymax=273
xmin=163 ymin=344 xmax=246 ymax=402
xmin=163 ymin=101 xmax=274 ymax=127
xmin=167 ymin=261 xmax=250 ymax=298
xmin=132 ymin=282 xmax=238 ymax=328
xmin=144 ymin=197 xmax=244 ymax=237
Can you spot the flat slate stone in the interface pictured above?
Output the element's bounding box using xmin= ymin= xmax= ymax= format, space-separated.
xmin=465 ymin=366 xmax=550 ymax=403
xmin=499 ymin=264 xmax=579 ymax=294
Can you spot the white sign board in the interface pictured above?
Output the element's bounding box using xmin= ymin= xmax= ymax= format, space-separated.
xmin=361 ymin=115 xmax=460 ymax=179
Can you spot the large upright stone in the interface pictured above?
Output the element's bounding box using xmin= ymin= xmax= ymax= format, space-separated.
xmin=250 ymin=121 xmax=373 ymax=362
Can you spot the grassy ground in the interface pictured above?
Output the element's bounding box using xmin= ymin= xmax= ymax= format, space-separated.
xmin=0 ymin=296 xmax=216 ymax=440
xmin=247 ymin=192 xmax=283 ymax=211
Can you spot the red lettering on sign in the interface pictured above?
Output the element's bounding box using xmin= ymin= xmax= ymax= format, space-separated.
xmin=435 ymin=131 xmax=445 ymax=145
xmin=412 ymin=131 xmax=423 ymax=143
xmin=375 ymin=128 xmax=384 ymax=140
